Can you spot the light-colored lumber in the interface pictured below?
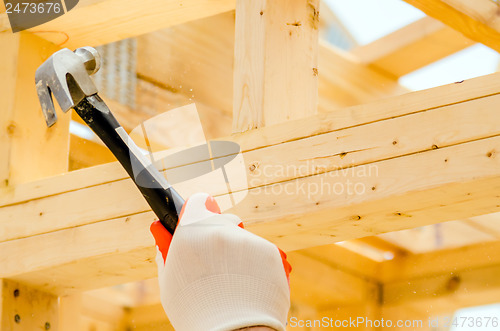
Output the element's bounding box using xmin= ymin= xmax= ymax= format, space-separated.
xmin=379 ymin=242 xmax=500 ymax=316
xmin=59 ymin=294 xmax=82 ymax=330
xmin=232 ymin=0 xmax=319 ymax=132
xmin=351 ymin=16 xmax=475 ymax=77
xmin=297 ymin=244 xmax=381 ymax=282
xmin=383 ymin=263 xmax=500 ymax=314
xmin=69 ymin=78 xmax=232 ymax=170
xmin=137 ymin=12 xmax=236 ymax=119
xmin=2 ymin=73 xmax=500 ymax=293
xmin=3 ymin=76 xmax=500 ymax=244
xmin=0 ymin=32 xmax=70 ymax=187
xmin=287 ymin=252 xmax=379 ymax=309
xmin=69 ymin=134 xmax=117 ymax=170
xmin=0 ymin=0 xmax=235 ymax=49
xmin=0 ymin=279 xmax=59 ymax=330
xmin=378 ymin=240 xmax=500 ymax=283
xmin=403 ymin=0 xmax=500 ymax=53
xmin=316 ymin=304 xmax=382 ymax=331
xmin=467 ymin=212 xmax=500 ymax=239
xmin=137 ymin=12 xmax=405 ymax=120
xmin=121 ymin=303 xmax=174 ymax=331
xmin=378 ymin=219 xmax=496 ymax=253
xmin=317 ymin=41 xmax=407 ymax=112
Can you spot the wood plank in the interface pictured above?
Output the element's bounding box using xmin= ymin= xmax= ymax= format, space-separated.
xmin=137 ymin=12 xmax=404 ymax=119
xmin=378 ymin=219 xmax=497 ymax=253
xmin=403 ymin=0 xmax=500 ymax=53
xmin=232 ymin=0 xmax=319 ymax=132
xmin=288 ymin=252 xmax=379 ymax=309
xmin=297 ymin=244 xmax=381 ymax=282
xmin=380 ymin=241 xmax=500 ymax=315
xmin=136 ymin=12 xmax=236 ymax=119
xmin=0 ymin=0 xmax=236 ymax=49
xmin=59 ymin=294 xmax=82 ymax=331
xmin=317 ymin=41 xmax=407 ymax=113
xmin=0 ymin=279 xmax=59 ymax=330
xmin=351 ymin=16 xmax=475 ymax=77
xmin=383 ymin=263 xmax=500 ymax=314
xmin=0 ymin=32 xmax=70 ymax=187
xmin=3 ymin=84 xmax=500 ymax=244
xmin=121 ymin=304 xmax=174 ymax=331
xmin=467 ymin=212 xmax=500 ymax=239
xmin=2 ymin=73 xmax=500 ymax=236
xmin=378 ymin=240 xmax=500 ymax=283
xmin=69 ymin=134 xmax=117 ymax=170
xmin=2 ymin=73 xmax=500 ymax=293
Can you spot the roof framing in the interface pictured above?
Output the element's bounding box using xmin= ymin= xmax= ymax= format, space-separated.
xmin=2 ymin=71 xmax=500 ymax=294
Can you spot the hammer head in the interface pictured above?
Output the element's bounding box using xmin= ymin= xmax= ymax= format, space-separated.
xmin=35 ymin=47 xmax=101 ymax=127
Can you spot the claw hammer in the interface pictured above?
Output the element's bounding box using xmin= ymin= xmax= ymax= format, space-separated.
xmin=35 ymin=47 xmax=184 ymax=234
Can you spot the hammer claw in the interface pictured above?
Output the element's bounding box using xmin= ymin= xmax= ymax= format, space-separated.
xmin=35 ymin=80 xmax=57 ymax=127
xmin=35 ymin=47 xmax=100 ymax=127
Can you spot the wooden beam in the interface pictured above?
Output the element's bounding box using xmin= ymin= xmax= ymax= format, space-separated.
xmin=232 ymin=0 xmax=319 ymax=132
xmin=136 ymin=12 xmax=236 ymax=120
xmin=59 ymin=294 xmax=82 ymax=331
xmin=403 ymin=0 xmax=500 ymax=53
xmin=3 ymin=73 xmax=500 ymax=244
xmin=297 ymin=244 xmax=381 ymax=282
xmin=317 ymin=41 xmax=407 ymax=112
xmin=0 ymin=0 xmax=235 ymax=49
xmin=137 ymin=12 xmax=405 ymax=119
xmin=2 ymin=73 xmax=500 ymax=293
xmin=69 ymin=134 xmax=117 ymax=170
xmin=350 ymin=16 xmax=475 ymax=78
xmin=0 ymin=279 xmax=59 ymax=330
xmin=383 ymin=263 xmax=500 ymax=314
xmin=0 ymin=32 xmax=70 ymax=187
xmin=69 ymin=78 xmax=232 ymax=170
xmin=121 ymin=304 xmax=174 ymax=331
xmin=380 ymin=240 xmax=500 ymax=314
xmin=288 ymin=252 xmax=379 ymax=309
xmin=378 ymin=240 xmax=500 ymax=283
xmin=378 ymin=219 xmax=497 ymax=254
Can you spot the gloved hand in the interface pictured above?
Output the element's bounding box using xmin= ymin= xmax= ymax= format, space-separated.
xmin=150 ymin=193 xmax=291 ymax=331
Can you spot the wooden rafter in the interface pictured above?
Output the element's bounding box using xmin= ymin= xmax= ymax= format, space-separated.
xmin=351 ymin=16 xmax=475 ymax=78
xmin=403 ymin=0 xmax=500 ymax=53
xmin=0 ymin=0 xmax=235 ymax=49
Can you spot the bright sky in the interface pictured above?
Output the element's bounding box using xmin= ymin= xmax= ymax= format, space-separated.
xmin=324 ymin=0 xmax=500 ymax=91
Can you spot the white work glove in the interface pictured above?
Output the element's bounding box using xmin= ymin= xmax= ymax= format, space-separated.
xmin=150 ymin=193 xmax=291 ymax=331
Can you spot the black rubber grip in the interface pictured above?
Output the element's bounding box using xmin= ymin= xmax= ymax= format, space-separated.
xmin=73 ymin=94 xmax=184 ymax=234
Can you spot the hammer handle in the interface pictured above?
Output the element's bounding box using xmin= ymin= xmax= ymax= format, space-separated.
xmin=73 ymin=94 xmax=184 ymax=234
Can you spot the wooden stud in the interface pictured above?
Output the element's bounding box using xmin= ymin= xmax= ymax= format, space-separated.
xmin=0 ymin=32 xmax=69 ymax=187
xmin=0 ymin=279 xmax=58 ymax=330
xmin=232 ymin=0 xmax=319 ymax=132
